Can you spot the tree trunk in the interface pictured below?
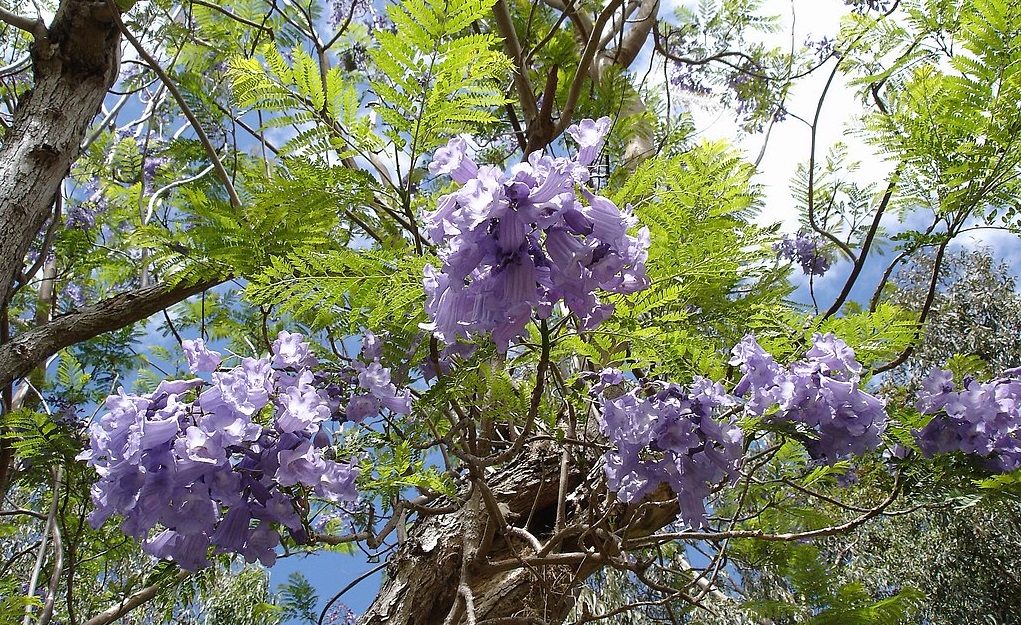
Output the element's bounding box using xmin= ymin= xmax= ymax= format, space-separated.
xmin=0 ymin=0 xmax=121 ymax=310
xmin=361 ymin=441 xmax=678 ymax=625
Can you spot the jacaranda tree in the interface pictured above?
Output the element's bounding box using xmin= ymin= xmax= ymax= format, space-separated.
xmin=2 ymin=0 xmax=1021 ymax=623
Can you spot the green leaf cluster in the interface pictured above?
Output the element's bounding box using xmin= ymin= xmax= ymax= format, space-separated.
xmin=562 ymin=141 xmax=790 ymax=378
xmin=853 ymin=0 xmax=1021 ymax=222
xmin=368 ymin=0 xmax=511 ymax=158
xmin=245 ymin=247 xmax=429 ymax=332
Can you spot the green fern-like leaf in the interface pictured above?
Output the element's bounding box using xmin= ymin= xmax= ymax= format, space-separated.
xmin=367 ymin=0 xmax=511 ymax=159
xmin=245 ymin=247 xmax=430 ymax=331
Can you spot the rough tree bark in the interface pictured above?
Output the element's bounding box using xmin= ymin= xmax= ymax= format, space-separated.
xmin=0 ymin=278 xmax=221 ymax=390
xmin=0 ymin=0 xmax=121 ymax=310
xmin=361 ymin=440 xmax=679 ymax=625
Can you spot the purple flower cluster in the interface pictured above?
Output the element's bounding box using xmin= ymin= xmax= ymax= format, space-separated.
xmin=726 ymin=71 xmax=758 ymax=120
xmin=774 ymin=230 xmax=831 ymax=276
xmin=344 ymin=331 xmax=412 ymax=422
xmin=78 ymin=332 xmax=365 ymax=571
xmin=65 ymin=202 xmax=101 ymax=230
xmin=598 ymin=378 xmax=744 ymax=529
xmin=730 ymin=333 xmax=888 ymax=464
xmin=669 ymin=63 xmax=713 ymax=95
xmin=844 ymin=0 xmax=892 ymax=14
xmin=62 ymin=282 xmax=86 ymax=308
xmin=142 ymin=155 xmax=168 ymax=185
xmin=914 ymin=368 xmax=1021 ymax=472
xmin=422 ymin=118 xmax=650 ymax=351
xmin=806 ymin=36 xmax=839 ymax=62
xmin=328 ymin=0 xmax=370 ymax=27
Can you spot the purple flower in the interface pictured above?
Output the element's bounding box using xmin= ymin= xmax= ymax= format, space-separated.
xmin=142 ymin=156 xmax=168 ymax=189
xmin=590 ymin=367 xmax=624 ymax=395
xmin=806 ymin=36 xmax=838 ymax=62
xmin=210 ymin=504 xmax=252 ymax=553
xmin=316 ymin=461 xmax=359 ymax=502
xmin=775 ymin=231 xmax=831 ymax=276
xmin=272 ymin=331 xmax=318 ymax=368
xmin=177 ymin=426 xmax=226 ymax=465
xmin=566 ymin=116 xmax=612 ymax=167
xmin=429 ymin=137 xmax=479 ymax=184
xmin=345 ymin=394 xmax=381 ymax=422
xmin=62 ymin=282 xmax=86 ymax=307
xmin=328 ymin=0 xmax=370 ymax=26
xmin=423 ymin=120 xmax=651 ymax=352
xmin=361 ymin=330 xmax=382 ymax=361
xmin=731 ymin=333 xmax=887 ymax=464
xmin=598 ymin=380 xmax=743 ymax=529
xmin=243 ymin=521 xmax=281 ymax=566
xmin=182 ymin=338 xmax=221 ymax=374
xmin=729 ymin=334 xmax=786 ymax=415
xmin=82 ymin=331 xmax=361 ymax=571
xmin=275 ymin=372 xmax=331 ymax=433
xmin=276 ymin=440 xmax=326 ymax=487
xmin=65 ymin=202 xmax=100 ymax=230
xmin=202 ymin=357 xmax=273 ymax=417
xmin=803 ymin=332 xmax=862 ymax=380
xmin=913 ymin=368 xmax=1021 ymax=471
xmin=915 ymin=367 xmax=955 ymax=413
xmin=343 ymin=360 xmax=413 ymax=419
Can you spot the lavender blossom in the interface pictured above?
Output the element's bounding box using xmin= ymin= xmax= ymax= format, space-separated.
xmin=428 ymin=137 xmax=479 ymax=184
xmin=774 ymin=230 xmax=831 ymax=276
xmin=566 ymin=116 xmax=612 ymax=166
xmin=328 ymin=0 xmax=370 ymax=27
xmin=598 ymin=380 xmax=743 ymax=529
xmin=913 ymin=367 xmax=1021 ymax=472
xmin=730 ymin=333 xmax=888 ymax=464
xmin=272 ymin=331 xmax=318 ymax=369
xmin=361 ymin=330 xmax=382 ymax=361
xmin=65 ymin=202 xmax=100 ymax=229
xmin=182 ymin=338 xmax=221 ymax=374
xmin=423 ymin=120 xmax=650 ymax=352
xmin=79 ymin=332 xmax=362 ymax=571
xmin=62 ymin=282 xmax=86 ymax=308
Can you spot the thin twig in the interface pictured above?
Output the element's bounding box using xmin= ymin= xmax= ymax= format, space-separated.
xmin=823 ymin=166 xmax=902 ymax=319
xmin=317 ymin=561 xmax=388 ymax=625
xmin=105 ymin=1 xmax=242 ymax=209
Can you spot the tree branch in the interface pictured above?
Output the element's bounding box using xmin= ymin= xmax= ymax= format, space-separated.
xmin=189 ymin=0 xmax=274 ymax=37
xmin=0 ymin=278 xmax=221 ymax=390
xmin=82 ymin=570 xmax=191 ymax=625
xmin=606 ymin=0 xmax=658 ymax=69
xmin=0 ymin=7 xmax=47 ymax=39
xmin=873 ymin=238 xmax=951 ymax=374
xmin=539 ymin=0 xmax=593 ymax=42
xmin=492 ymin=0 xmax=538 ymax=127
xmin=823 ymin=166 xmax=901 ymax=319
xmin=554 ymin=0 xmax=625 ymax=138
xmin=0 ymin=0 xmax=122 ymax=311
xmin=105 ymin=0 xmax=243 ymax=209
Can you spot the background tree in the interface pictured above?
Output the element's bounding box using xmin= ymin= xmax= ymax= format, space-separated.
xmin=825 ymin=248 xmax=1021 ymax=625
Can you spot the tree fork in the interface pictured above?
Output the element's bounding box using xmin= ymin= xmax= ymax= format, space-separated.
xmin=360 ymin=440 xmax=678 ymax=625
